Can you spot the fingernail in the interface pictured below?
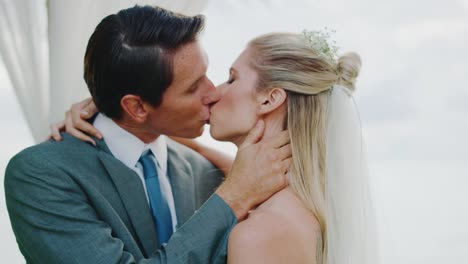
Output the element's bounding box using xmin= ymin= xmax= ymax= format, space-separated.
xmin=81 ymin=111 xmax=89 ymax=116
xmin=96 ymin=133 xmax=103 ymax=139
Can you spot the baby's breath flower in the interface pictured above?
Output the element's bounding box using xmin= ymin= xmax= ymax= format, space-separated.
xmin=301 ymin=28 xmax=339 ymax=63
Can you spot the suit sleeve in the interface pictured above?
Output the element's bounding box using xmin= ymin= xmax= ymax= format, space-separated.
xmin=155 ymin=195 xmax=236 ymax=264
xmin=5 ymin=149 xmax=236 ymax=264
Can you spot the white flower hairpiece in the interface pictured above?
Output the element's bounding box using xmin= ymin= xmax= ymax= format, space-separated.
xmin=301 ymin=28 xmax=339 ymax=63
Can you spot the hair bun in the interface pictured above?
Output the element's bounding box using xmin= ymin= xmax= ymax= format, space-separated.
xmin=337 ymin=52 xmax=361 ymax=92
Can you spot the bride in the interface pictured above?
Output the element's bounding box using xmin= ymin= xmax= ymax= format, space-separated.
xmin=53 ymin=31 xmax=379 ymax=264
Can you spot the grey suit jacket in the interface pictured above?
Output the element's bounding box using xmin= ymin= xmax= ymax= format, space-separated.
xmin=5 ymin=133 xmax=236 ymax=263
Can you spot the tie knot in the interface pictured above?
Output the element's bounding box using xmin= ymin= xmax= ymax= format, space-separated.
xmin=139 ymin=151 xmax=157 ymax=180
xmin=139 ymin=149 xmax=152 ymax=160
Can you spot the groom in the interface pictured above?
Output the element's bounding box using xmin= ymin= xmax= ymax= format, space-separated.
xmin=4 ymin=5 xmax=290 ymax=264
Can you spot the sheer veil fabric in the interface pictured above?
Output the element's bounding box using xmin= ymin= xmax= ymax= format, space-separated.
xmin=325 ymin=85 xmax=379 ymax=264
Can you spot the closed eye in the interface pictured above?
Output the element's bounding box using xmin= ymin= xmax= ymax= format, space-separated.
xmin=227 ymin=68 xmax=236 ymax=84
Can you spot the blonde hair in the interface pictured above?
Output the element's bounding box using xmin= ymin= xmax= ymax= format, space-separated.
xmin=248 ymin=32 xmax=361 ymax=264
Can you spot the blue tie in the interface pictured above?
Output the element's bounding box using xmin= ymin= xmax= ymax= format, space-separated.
xmin=139 ymin=152 xmax=173 ymax=246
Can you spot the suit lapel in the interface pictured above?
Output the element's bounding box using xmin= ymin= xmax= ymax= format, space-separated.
xmin=166 ymin=141 xmax=196 ymax=227
xmin=96 ymin=140 xmax=158 ymax=256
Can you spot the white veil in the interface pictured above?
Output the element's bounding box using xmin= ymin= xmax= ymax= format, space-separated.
xmin=325 ymin=85 xmax=379 ymax=264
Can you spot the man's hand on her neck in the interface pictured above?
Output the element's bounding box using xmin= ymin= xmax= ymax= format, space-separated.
xmin=215 ymin=120 xmax=292 ymax=221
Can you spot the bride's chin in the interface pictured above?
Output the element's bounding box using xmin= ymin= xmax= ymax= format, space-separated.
xmin=209 ymin=126 xmax=229 ymax=142
xmin=209 ymin=126 xmax=221 ymax=140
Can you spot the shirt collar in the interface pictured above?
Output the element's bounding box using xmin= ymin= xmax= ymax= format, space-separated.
xmin=93 ymin=113 xmax=168 ymax=172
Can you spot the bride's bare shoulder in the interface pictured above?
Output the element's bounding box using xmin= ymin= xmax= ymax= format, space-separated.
xmin=227 ymin=188 xmax=321 ymax=264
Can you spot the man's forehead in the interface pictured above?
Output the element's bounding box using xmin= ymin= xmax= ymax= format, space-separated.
xmin=173 ymin=41 xmax=207 ymax=66
xmin=172 ymin=41 xmax=208 ymax=84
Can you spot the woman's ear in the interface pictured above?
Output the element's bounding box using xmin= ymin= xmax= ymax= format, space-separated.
xmin=257 ymin=88 xmax=287 ymax=115
xmin=120 ymin=95 xmax=149 ymax=123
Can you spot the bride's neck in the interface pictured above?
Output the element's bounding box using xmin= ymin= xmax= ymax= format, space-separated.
xmin=232 ymin=111 xmax=285 ymax=147
xmin=262 ymin=112 xmax=286 ymax=141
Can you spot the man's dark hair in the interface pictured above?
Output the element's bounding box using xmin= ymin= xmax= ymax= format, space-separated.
xmin=84 ymin=5 xmax=205 ymax=118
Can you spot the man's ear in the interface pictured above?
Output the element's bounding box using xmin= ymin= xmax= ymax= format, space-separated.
xmin=120 ymin=95 xmax=149 ymax=123
xmin=257 ymin=88 xmax=287 ymax=115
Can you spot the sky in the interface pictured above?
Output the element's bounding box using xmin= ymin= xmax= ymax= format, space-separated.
xmin=1 ymin=0 xmax=467 ymax=263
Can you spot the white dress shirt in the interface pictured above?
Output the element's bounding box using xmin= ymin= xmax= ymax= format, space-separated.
xmin=94 ymin=113 xmax=178 ymax=231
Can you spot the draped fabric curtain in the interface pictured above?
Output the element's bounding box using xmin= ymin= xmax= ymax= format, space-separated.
xmin=0 ymin=0 xmax=49 ymax=142
xmin=0 ymin=0 xmax=209 ymax=142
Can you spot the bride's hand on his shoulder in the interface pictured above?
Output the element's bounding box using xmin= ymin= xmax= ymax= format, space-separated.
xmin=49 ymin=97 xmax=101 ymax=146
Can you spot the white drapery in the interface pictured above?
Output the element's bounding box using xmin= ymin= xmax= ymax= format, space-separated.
xmin=0 ymin=0 xmax=209 ymax=142
xmin=0 ymin=0 xmax=49 ymax=142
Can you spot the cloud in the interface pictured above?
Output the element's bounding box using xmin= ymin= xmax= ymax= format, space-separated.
xmin=458 ymin=0 xmax=468 ymax=9
xmin=394 ymin=18 xmax=467 ymax=49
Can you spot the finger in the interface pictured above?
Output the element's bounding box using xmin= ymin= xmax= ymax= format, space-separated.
xmin=65 ymin=110 xmax=72 ymax=131
xmin=49 ymin=122 xmax=62 ymax=141
xmin=71 ymin=101 xmax=85 ymax=122
xmin=49 ymin=121 xmax=65 ymax=141
xmin=46 ymin=133 xmax=56 ymax=141
xmin=82 ymin=97 xmax=93 ymax=107
xmin=283 ymin=171 xmax=291 ymax=186
xmin=65 ymin=111 xmax=96 ymax=146
xmin=71 ymin=98 xmax=91 ymax=119
xmin=276 ymin=143 xmax=292 ymax=161
xmin=281 ymin=157 xmax=292 ymax=174
xmin=268 ymin=130 xmax=290 ymax=148
xmin=239 ymin=119 xmax=265 ymax=148
xmin=80 ymin=98 xmax=98 ymax=119
xmin=71 ymin=102 xmax=102 ymax=139
xmin=66 ymin=127 xmax=96 ymax=146
xmin=73 ymin=119 xmax=102 ymax=139
xmin=80 ymin=97 xmax=93 ymax=108
xmin=270 ymin=163 xmax=290 ymax=192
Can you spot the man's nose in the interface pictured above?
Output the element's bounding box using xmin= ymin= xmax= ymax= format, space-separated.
xmin=203 ymin=79 xmax=221 ymax=105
